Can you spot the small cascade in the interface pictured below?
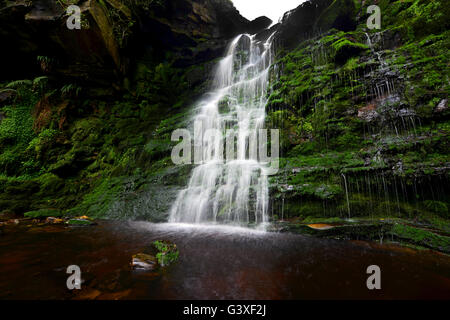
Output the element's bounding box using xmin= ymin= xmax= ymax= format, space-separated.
xmin=365 ymin=32 xmax=396 ymax=101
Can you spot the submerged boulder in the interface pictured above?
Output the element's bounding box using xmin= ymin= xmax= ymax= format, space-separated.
xmin=66 ymin=217 xmax=96 ymax=226
xmin=131 ymin=253 xmax=158 ymax=271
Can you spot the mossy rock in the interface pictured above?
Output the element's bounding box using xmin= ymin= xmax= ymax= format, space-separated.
xmin=332 ymin=39 xmax=368 ymax=64
xmin=302 ymin=216 xmax=346 ymax=224
xmin=24 ymin=209 xmax=62 ymax=218
xmin=152 ymin=240 xmax=179 ymax=267
xmin=423 ymin=200 xmax=449 ymax=218
xmin=66 ymin=219 xmax=96 ymax=226
xmin=389 ymin=224 xmax=450 ymax=253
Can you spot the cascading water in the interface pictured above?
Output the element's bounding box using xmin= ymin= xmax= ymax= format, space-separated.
xmin=169 ymin=33 xmax=276 ymax=226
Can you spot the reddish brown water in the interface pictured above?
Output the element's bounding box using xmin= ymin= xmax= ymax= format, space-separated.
xmin=1 ymin=221 xmax=449 ymax=300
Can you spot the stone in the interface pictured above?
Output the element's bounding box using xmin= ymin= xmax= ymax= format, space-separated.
xmin=246 ymin=16 xmax=272 ymax=34
xmin=434 ymin=99 xmax=448 ymax=113
xmin=358 ymin=104 xmax=380 ymax=122
xmin=308 ymin=224 xmax=335 ymax=230
xmin=131 ymin=253 xmax=158 ymax=271
xmin=66 ymin=219 xmax=96 ymax=226
xmin=0 ymin=89 xmax=16 ymax=105
xmin=45 ymin=217 xmax=64 ymax=224
xmin=8 ymin=219 xmax=20 ymax=225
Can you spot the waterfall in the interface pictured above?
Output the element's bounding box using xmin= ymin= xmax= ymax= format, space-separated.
xmin=169 ymin=33 xmax=276 ymax=226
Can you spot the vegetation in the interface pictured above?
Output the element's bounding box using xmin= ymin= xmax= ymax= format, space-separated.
xmin=267 ymin=0 xmax=449 ymax=237
xmin=153 ymin=240 xmax=179 ymax=267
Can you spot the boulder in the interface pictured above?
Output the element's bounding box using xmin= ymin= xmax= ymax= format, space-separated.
xmin=0 ymin=89 xmax=17 ymax=105
xmin=358 ymin=104 xmax=380 ymax=122
xmin=45 ymin=217 xmax=64 ymax=224
xmin=131 ymin=253 xmax=158 ymax=271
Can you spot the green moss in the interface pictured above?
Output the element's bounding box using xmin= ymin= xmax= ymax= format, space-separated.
xmin=153 ymin=240 xmax=179 ymax=267
xmin=389 ymin=224 xmax=450 ymax=252
xmin=66 ymin=219 xmax=96 ymax=226
xmin=423 ymin=200 xmax=448 ymax=217
xmin=67 ymin=177 xmax=123 ymax=218
xmin=332 ymin=38 xmax=368 ymax=63
xmin=24 ymin=209 xmax=62 ymax=218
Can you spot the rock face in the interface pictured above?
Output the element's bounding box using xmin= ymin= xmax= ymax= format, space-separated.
xmin=0 ymin=0 xmax=271 ymax=87
xmin=435 ymin=99 xmax=448 ymax=113
xmin=247 ymin=16 xmax=272 ymax=34
xmin=273 ymin=0 xmax=356 ymax=48
xmin=265 ymin=0 xmax=449 ymax=226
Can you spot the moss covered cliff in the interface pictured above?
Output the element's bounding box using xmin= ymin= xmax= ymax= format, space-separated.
xmin=264 ymin=0 xmax=449 ymax=246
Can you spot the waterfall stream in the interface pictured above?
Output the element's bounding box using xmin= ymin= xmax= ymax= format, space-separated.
xmin=169 ymin=33 xmax=276 ymax=226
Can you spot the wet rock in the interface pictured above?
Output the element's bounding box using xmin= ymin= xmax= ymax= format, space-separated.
xmin=246 ymin=16 xmax=272 ymax=35
xmin=73 ymin=289 xmax=102 ymax=301
xmin=358 ymin=104 xmax=380 ymax=122
xmin=274 ymin=0 xmax=355 ymax=49
xmin=66 ymin=218 xmax=96 ymax=226
xmin=0 ymin=210 xmax=16 ymax=220
xmin=392 ymin=161 xmax=404 ymax=174
xmin=8 ymin=219 xmax=20 ymax=225
xmin=45 ymin=217 xmax=64 ymax=224
xmin=131 ymin=253 xmax=158 ymax=271
xmin=307 ymin=224 xmax=335 ymax=230
xmin=434 ymin=99 xmax=448 ymax=113
xmin=397 ymin=108 xmax=416 ymax=118
xmin=0 ymin=89 xmax=16 ymax=105
xmin=1 ymin=0 xmax=255 ymax=86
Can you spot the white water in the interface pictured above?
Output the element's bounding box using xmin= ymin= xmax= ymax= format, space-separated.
xmin=170 ymin=33 xmax=276 ymax=226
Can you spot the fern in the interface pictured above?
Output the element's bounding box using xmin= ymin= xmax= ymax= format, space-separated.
xmin=6 ymin=80 xmax=32 ymax=89
xmin=61 ymin=83 xmax=82 ymax=97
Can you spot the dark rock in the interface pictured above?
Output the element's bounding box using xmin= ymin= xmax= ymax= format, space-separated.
xmin=45 ymin=217 xmax=64 ymax=224
xmin=66 ymin=218 xmax=96 ymax=226
xmin=358 ymin=104 xmax=380 ymax=122
xmin=254 ymin=25 xmax=277 ymax=42
xmin=273 ymin=0 xmax=356 ymax=49
xmin=0 ymin=0 xmax=252 ymax=87
xmin=0 ymin=89 xmax=17 ymax=105
xmin=246 ymin=16 xmax=272 ymax=35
